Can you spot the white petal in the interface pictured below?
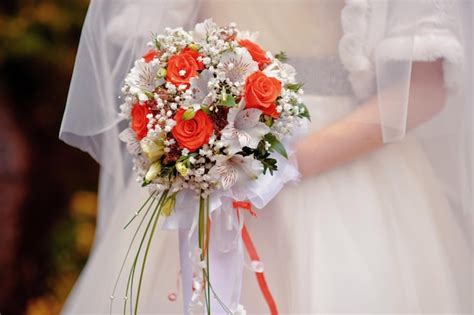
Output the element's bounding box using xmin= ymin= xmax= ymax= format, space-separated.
xmin=219 ymin=48 xmax=258 ymax=83
xmin=236 ymin=130 xmax=254 ymax=148
xmin=119 ymin=128 xmax=141 ymax=155
xmin=211 ymin=161 xmax=239 ymax=190
xmin=245 ymin=122 xmax=269 ymax=142
xmin=234 ymin=109 xmax=262 ymax=130
xmin=190 ymin=70 xmax=213 ymax=105
xmin=233 ymin=155 xmax=262 ymax=180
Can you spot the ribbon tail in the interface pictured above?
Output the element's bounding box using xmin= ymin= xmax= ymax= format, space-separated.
xmin=242 ymin=224 xmax=279 ymax=315
xmin=179 ymin=229 xmax=193 ymax=315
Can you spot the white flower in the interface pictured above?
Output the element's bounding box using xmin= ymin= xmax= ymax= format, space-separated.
xmin=221 ymin=103 xmax=270 ymax=153
xmin=119 ymin=128 xmax=141 ymax=155
xmin=124 ymin=60 xmax=163 ymax=101
xmin=145 ymin=162 xmax=162 ymax=182
xmin=209 ymin=154 xmax=262 ymax=190
xmin=236 ymin=30 xmax=259 ymax=42
xmin=189 ymin=69 xmax=215 ymax=106
xmin=263 ymin=59 xmax=296 ymax=83
xmin=193 ymin=19 xmax=218 ymax=43
xmin=218 ymin=48 xmax=258 ymax=84
xmin=140 ymin=137 xmax=165 ymax=162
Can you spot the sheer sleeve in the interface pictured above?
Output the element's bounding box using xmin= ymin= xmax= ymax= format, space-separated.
xmin=341 ymin=0 xmax=472 ymax=217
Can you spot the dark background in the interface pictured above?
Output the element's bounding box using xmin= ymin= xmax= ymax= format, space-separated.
xmin=0 ymin=1 xmax=97 ymax=314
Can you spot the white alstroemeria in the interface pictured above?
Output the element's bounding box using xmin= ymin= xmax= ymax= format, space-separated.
xmin=209 ymin=154 xmax=263 ymax=190
xmin=221 ymin=103 xmax=270 ymax=153
xmin=192 ymin=18 xmax=218 ymax=43
xmin=119 ymin=128 xmax=141 ymax=155
xmin=236 ymin=30 xmax=259 ymax=42
xmin=124 ymin=60 xmax=163 ymax=102
xmin=263 ymin=59 xmax=297 ymax=84
xmin=189 ymin=69 xmax=215 ymax=106
xmin=219 ymin=48 xmax=258 ymax=84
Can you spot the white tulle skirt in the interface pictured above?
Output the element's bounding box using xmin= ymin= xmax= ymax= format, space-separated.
xmin=62 ymin=95 xmax=471 ymax=315
xmin=240 ymin=95 xmax=471 ymax=314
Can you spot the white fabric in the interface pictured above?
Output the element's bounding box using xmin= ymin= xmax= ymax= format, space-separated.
xmin=60 ymin=0 xmax=472 ymax=314
xmin=241 ymin=95 xmax=471 ymax=313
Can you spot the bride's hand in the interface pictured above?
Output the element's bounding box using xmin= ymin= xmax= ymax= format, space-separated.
xmin=296 ymin=60 xmax=446 ymax=179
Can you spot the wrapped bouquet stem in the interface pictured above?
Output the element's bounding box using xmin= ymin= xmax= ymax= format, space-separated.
xmin=113 ymin=19 xmax=309 ymax=314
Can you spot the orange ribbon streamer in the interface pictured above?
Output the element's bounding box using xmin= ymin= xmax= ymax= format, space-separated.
xmin=233 ymin=201 xmax=279 ymax=315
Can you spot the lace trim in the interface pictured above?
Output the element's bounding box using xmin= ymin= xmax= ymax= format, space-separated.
xmin=339 ymin=0 xmax=463 ymax=97
xmin=338 ymin=0 xmax=375 ymax=100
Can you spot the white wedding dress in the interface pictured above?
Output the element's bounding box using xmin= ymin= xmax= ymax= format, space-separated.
xmin=60 ymin=0 xmax=472 ymax=314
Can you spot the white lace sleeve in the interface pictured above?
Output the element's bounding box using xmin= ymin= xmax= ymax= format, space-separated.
xmin=340 ymin=0 xmax=464 ymax=99
xmin=376 ymin=0 xmax=464 ymax=90
xmin=339 ymin=0 xmax=465 ymax=142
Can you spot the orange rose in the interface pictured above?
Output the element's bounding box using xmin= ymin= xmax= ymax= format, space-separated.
xmin=244 ymin=71 xmax=282 ymax=118
xmin=171 ymin=109 xmax=214 ymax=152
xmin=239 ymin=39 xmax=270 ymax=69
xmin=143 ymin=49 xmax=160 ymax=63
xmin=180 ymin=47 xmax=205 ymax=70
xmin=166 ymin=51 xmax=199 ymax=87
xmin=131 ymin=103 xmax=151 ymax=140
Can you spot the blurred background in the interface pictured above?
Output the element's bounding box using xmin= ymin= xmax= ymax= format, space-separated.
xmin=0 ymin=1 xmax=97 ymax=314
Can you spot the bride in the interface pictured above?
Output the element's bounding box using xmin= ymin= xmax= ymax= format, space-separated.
xmin=60 ymin=0 xmax=472 ymax=314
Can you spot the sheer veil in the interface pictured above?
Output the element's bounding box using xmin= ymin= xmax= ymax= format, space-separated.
xmin=59 ymin=0 xmax=472 ymax=313
xmin=60 ymin=0 xmax=200 ymax=238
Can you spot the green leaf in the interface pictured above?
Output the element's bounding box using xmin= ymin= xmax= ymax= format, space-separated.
xmin=274 ymin=51 xmax=288 ymax=62
xmin=261 ymin=158 xmax=278 ymax=175
xmin=263 ymin=115 xmax=274 ymax=127
xmin=219 ymin=93 xmax=236 ymax=107
xmin=182 ymin=108 xmax=196 ymax=120
xmin=298 ymin=102 xmax=311 ymax=121
xmin=285 ymin=82 xmax=303 ymax=92
xmin=143 ymin=90 xmax=155 ymax=99
xmin=151 ymin=32 xmax=161 ymax=49
xmin=264 ymin=133 xmax=288 ymax=159
xmin=201 ymin=106 xmax=211 ymax=115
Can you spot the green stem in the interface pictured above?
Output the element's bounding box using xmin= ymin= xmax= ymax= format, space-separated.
xmin=198 ymin=195 xmax=212 ymax=314
xmin=124 ymin=191 xmax=167 ymax=315
xmin=206 ymin=196 xmax=211 ymax=314
xmin=203 ymin=269 xmax=232 ymax=314
xmin=108 ymin=193 xmax=156 ymax=315
xmin=123 ymin=193 xmax=156 ymax=229
xmin=134 ymin=190 xmax=169 ymax=315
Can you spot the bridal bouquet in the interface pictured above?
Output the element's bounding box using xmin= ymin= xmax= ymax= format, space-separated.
xmin=115 ymin=19 xmax=309 ymax=314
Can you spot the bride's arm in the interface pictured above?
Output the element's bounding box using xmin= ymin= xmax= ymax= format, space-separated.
xmin=296 ymin=60 xmax=446 ymax=178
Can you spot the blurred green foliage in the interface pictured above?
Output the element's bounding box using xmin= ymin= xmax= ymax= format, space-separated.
xmin=0 ymin=0 xmax=89 ymax=68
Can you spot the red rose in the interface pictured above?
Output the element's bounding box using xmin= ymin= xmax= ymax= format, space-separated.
xmin=244 ymin=71 xmax=282 ymax=118
xmin=131 ymin=103 xmax=151 ymax=140
xmin=166 ymin=51 xmax=200 ymax=87
xmin=171 ymin=109 xmax=214 ymax=152
xmin=143 ymin=49 xmax=160 ymax=63
xmin=239 ymin=39 xmax=271 ymax=69
xmin=180 ymin=47 xmax=205 ymax=70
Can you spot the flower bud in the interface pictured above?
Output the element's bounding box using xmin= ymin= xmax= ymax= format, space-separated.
xmin=187 ymin=43 xmax=200 ymax=51
xmin=145 ymin=162 xmax=162 ymax=183
xmin=157 ymin=68 xmax=167 ymax=78
xmin=176 ymin=160 xmax=189 ymax=176
xmin=141 ymin=138 xmax=165 ymax=161
xmin=182 ymin=108 xmax=195 ymax=121
xmin=161 ymin=194 xmax=176 ymax=217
